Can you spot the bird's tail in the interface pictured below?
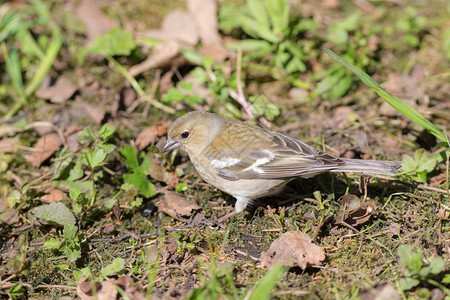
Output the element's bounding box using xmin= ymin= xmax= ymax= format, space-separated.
xmin=333 ymin=159 xmax=402 ymax=176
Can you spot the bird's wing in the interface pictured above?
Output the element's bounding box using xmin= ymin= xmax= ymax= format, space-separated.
xmin=213 ymin=132 xmax=345 ymax=181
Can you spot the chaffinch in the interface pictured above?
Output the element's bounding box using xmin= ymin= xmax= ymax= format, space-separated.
xmin=162 ymin=111 xmax=401 ymax=213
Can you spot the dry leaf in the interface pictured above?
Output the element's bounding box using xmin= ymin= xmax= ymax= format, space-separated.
xmin=0 ymin=137 xmax=19 ymax=153
xmin=35 ymin=76 xmax=77 ymax=103
xmin=75 ymin=0 xmax=117 ymax=41
xmin=357 ymin=283 xmax=400 ymax=300
xmin=135 ymin=122 xmax=168 ymax=150
xmin=187 ymin=0 xmax=221 ymax=45
xmin=77 ymin=100 xmax=105 ymax=124
xmin=129 ymin=40 xmax=179 ymax=77
xmin=26 ymin=133 xmax=62 ymax=167
xmin=65 ymin=124 xmax=83 ymax=152
xmin=260 ymin=231 xmax=325 ymax=269
xmin=159 ymin=191 xmax=201 ymax=221
xmin=41 ymin=188 xmax=65 ymax=203
xmin=143 ymin=11 xmax=198 ymax=45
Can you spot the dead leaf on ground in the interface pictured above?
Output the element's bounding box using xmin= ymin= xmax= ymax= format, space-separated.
xmin=35 ymin=76 xmax=77 ymax=104
xmin=142 ymin=10 xmax=198 ymax=45
xmin=64 ymin=124 xmax=84 ymax=152
xmin=41 ymin=187 xmax=65 ymax=203
xmin=77 ymin=99 xmax=106 ymax=124
xmin=0 ymin=137 xmax=19 ymax=153
xmin=135 ymin=122 xmax=169 ymax=150
xmin=26 ymin=133 xmax=63 ymax=167
xmin=159 ymin=191 xmax=201 ymax=222
xmin=74 ymin=0 xmax=117 ymax=41
xmin=259 ymin=231 xmax=325 ymax=269
xmin=335 ymin=194 xmax=377 ymax=226
xmin=77 ymin=275 xmax=146 ymax=300
xmin=357 ymin=283 xmax=400 ymax=300
xmin=129 ymin=40 xmax=179 ymax=77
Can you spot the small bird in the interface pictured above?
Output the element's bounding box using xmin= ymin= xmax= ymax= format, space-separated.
xmin=162 ymin=111 xmax=402 ymax=214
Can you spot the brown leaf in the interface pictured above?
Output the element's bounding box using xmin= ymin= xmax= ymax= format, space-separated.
xmin=77 ymin=100 xmax=105 ymax=124
xmin=77 ymin=279 xmax=117 ymax=300
xmin=129 ymin=40 xmax=179 ymax=77
xmin=26 ymin=133 xmax=62 ymax=167
xmin=75 ymin=0 xmax=117 ymax=41
xmin=65 ymin=124 xmax=84 ymax=152
xmin=357 ymin=284 xmax=400 ymax=300
xmin=41 ymin=188 xmax=65 ymax=203
xmin=35 ymin=76 xmax=77 ymax=103
xmin=0 ymin=137 xmax=19 ymax=153
xmin=260 ymin=231 xmax=325 ymax=269
xmin=135 ymin=122 xmax=168 ymax=150
xmin=187 ymin=0 xmax=221 ymax=45
xmin=159 ymin=191 xmax=201 ymax=222
xmin=142 ymin=11 xmax=198 ymax=45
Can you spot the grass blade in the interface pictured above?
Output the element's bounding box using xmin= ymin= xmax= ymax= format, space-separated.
xmin=324 ymin=47 xmax=448 ymax=143
xmin=248 ymin=263 xmax=289 ymax=300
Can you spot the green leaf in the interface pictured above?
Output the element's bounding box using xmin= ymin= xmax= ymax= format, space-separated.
xmin=162 ymin=87 xmax=185 ymax=103
xmin=426 ymin=257 xmax=444 ymax=275
xmin=85 ymin=149 xmax=106 ymax=169
xmin=63 ymin=224 xmax=78 ymax=240
xmin=398 ymin=245 xmax=422 ymax=272
xmin=31 ymin=202 xmax=76 ymax=227
xmin=248 ymin=263 xmax=289 ymax=300
xmin=78 ymin=28 xmax=136 ymax=63
xmin=324 ymin=47 xmax=448 ymax=143
xmin=102 ymin=257 xmax=126 ymax=276
xmin=398 ymin=277 xmax=420 ymax=291
xmin=120 ymin=145 xmax=140 ymax=171
xmin=99 ymin=124 xmax=115 ymax=141
xmin=123 ymin=171 xmax=156 ymax=198
xmin=44 ymin=238 xmax=61 ymax=250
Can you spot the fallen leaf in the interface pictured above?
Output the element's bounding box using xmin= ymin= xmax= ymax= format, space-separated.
xmin=142 ymin=10 xmax=198 ymax=45
xmin=77 ymin=100 xmax=105 ymax=124
xmin=26 ymin=133 xmax=62 ymax=167
xmin=75 ymin=0 xmax=117 ymax=41
xmin=0 ymin=137 xmax=19 ymax=153
xmin=65 ymin=124 xmax=84 ymax=152
xmin=321 ymin=0 xmax=339 ymax=9
xmin=357 ymin=283 xmax=400 ymax=300
xmin=335 ymin=194 xmax=377 ymax=226
xmin=187 ymin=0 xmax=221 ymax=45
xmin=135 ymin=122 xmax=168 ymax=150
xmin=35 ymin=76 xmax=77 ymax=103
xmin=159 ymin=191 xmax=201 ymax=222
xmin=129 ymin=40 xmax=179 ymax=77
xmin=260 ymin=231 xmax=325 ymax=269
xmin=41 ymin=187 xmax=65 ymax=203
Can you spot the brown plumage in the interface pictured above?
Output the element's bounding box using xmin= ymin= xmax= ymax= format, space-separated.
xmin=162 ymin=111 xmax=402 ymax=213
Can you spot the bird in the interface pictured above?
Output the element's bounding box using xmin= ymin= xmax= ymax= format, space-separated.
xmin=161 ymin=111 xmax=402 ymax=214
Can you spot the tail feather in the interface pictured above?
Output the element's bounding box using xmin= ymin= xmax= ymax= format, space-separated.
xmin=333 ymin=159 xmax=402 ymax=176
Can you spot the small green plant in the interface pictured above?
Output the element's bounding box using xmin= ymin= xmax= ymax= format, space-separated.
xmin=161 ymin=82 xmax=204 ymax=107
xmin=44 ymin=224 xmax=82 ymax=262
xmin=401 ymin=149 xmax=438 ymax=183
xmin=219 ymin=0 xmax=308 ymax=78
xmin=397 ymin=245 xmax=449 ymax=295
xmin=0 ymin=0 xmax=62 ymax=119
xmin=395 ymin=7 xmax=427 ymax=47
xmin=315 ymin=14 xmax=380 ymax=100
xmin=119 ymin=145 xmax=156 ymax=199
xmin=53 ymin=124 xmax=116 ymax=207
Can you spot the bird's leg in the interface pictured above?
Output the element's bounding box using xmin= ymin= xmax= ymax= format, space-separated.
xmin=217 ymin=196 xmax=249 ymax=223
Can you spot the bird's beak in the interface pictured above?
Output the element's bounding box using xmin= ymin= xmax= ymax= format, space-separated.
xmin=161 ymin=138 xmax=180 ymax=153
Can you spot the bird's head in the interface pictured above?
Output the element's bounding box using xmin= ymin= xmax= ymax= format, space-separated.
xmin=162 ymin=111 xmax=225 ymax=156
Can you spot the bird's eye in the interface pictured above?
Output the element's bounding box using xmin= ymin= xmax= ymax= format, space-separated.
xmin=181 ymin=131 xmax=189 ymax=138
